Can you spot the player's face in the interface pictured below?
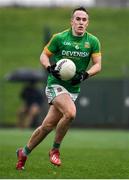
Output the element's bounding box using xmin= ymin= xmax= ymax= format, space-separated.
xmin=71 ymin=10 xmax=89 ymax=36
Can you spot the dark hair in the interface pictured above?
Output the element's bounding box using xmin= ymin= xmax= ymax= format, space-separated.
xmin=72 ymin=6 xmax=89 ymax=15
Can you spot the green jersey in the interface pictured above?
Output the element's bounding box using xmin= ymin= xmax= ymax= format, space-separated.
xmin=43 ymin=28 xmax=101 ymax=93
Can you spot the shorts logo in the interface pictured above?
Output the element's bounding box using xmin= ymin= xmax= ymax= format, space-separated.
xmin=57 ymin=87 xmax=62 ymax=92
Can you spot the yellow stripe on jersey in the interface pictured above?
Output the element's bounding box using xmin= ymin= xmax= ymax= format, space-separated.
xmin=91 ymin=52 xmax=101 ymax=58
xmin=43 ymin=47 xmax=53 ymax=57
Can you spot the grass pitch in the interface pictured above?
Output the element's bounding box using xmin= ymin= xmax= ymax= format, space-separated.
xmin=0 ymin=128 xmax=128 ymax=179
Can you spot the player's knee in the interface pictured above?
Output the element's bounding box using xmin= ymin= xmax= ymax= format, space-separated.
xmin=64 ymin=109 xmax=76 ymax=121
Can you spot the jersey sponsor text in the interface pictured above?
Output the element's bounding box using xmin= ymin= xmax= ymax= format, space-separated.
xmin=62 ymin=50 xmax=89 ymax=58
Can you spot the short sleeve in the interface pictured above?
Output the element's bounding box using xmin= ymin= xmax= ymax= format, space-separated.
xmin=92 ymin=37 xmax=101 ymax=54
xmin=43 ymin=34 xmax=59 ymax=56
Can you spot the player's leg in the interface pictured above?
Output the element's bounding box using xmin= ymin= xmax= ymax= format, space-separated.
xmin=49 ymin=93 xmax=76 ymax=166
xmin=54 ymin=93 xmax=76 ymax=144
xmin=16 ymin=105 xmax=62 ymax=170
xmin=27 ymin=105 xmax=62 ymax=150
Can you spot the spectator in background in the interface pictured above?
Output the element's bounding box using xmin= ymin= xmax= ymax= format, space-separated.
xmin=17 ymin=81 xmax=44 ymax=128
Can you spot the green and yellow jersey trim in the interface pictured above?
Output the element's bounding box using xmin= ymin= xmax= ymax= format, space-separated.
xmin=91 ymin=52 xmax=101 ymax=58
xmin=43 ymin=47 xmax=53 ymax=57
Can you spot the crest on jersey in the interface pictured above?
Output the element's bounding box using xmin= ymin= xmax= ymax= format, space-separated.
xmin=85 ymin=42 xmax=90 ymax=48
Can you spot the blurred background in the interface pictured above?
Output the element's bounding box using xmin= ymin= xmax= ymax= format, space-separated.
xmin=0 ymin=0 xmax=129 ymax=129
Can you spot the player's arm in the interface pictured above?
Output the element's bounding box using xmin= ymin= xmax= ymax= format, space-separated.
xmin=71 ymin=37 xmax=101 ymax=85
xmin=40 ymin=51 xmax=60 ymax=79
xmin=40 ymin=34 xmax=59 ymax=69
xmin=71 ymin=54 xmax=101 ymax=85
xmin=40 ymin=50 xmax=51 ymax=69
xmin=87 ymin=36 xmax=102 ymax=77
xmin=87 ymin=53 xmax=101 ymax=77
xmin=40 ymin=46 xmax=60 ymax=79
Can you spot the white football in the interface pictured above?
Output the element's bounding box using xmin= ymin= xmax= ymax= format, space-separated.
xmin=55 ymin=59 xmax=76 ymax=81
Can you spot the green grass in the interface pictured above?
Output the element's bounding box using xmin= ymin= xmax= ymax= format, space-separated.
xmin=0 ymin=128 xmax=128 ymax=179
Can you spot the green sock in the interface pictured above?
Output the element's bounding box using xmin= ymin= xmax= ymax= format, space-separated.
xmin=53 ymin=142 xmax=60 ymax=149
xmin=23 ymin=145 xmax=31 ymax=156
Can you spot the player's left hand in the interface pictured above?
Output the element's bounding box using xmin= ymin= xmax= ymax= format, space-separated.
xmin=71 ymin=71 xmax=89 ymax=85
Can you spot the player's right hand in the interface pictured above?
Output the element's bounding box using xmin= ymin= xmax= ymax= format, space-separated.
xmin=47 ymin=64 xmax=60 ymax=79
xmin=71 ymin=71 xmax=89 ymax=85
